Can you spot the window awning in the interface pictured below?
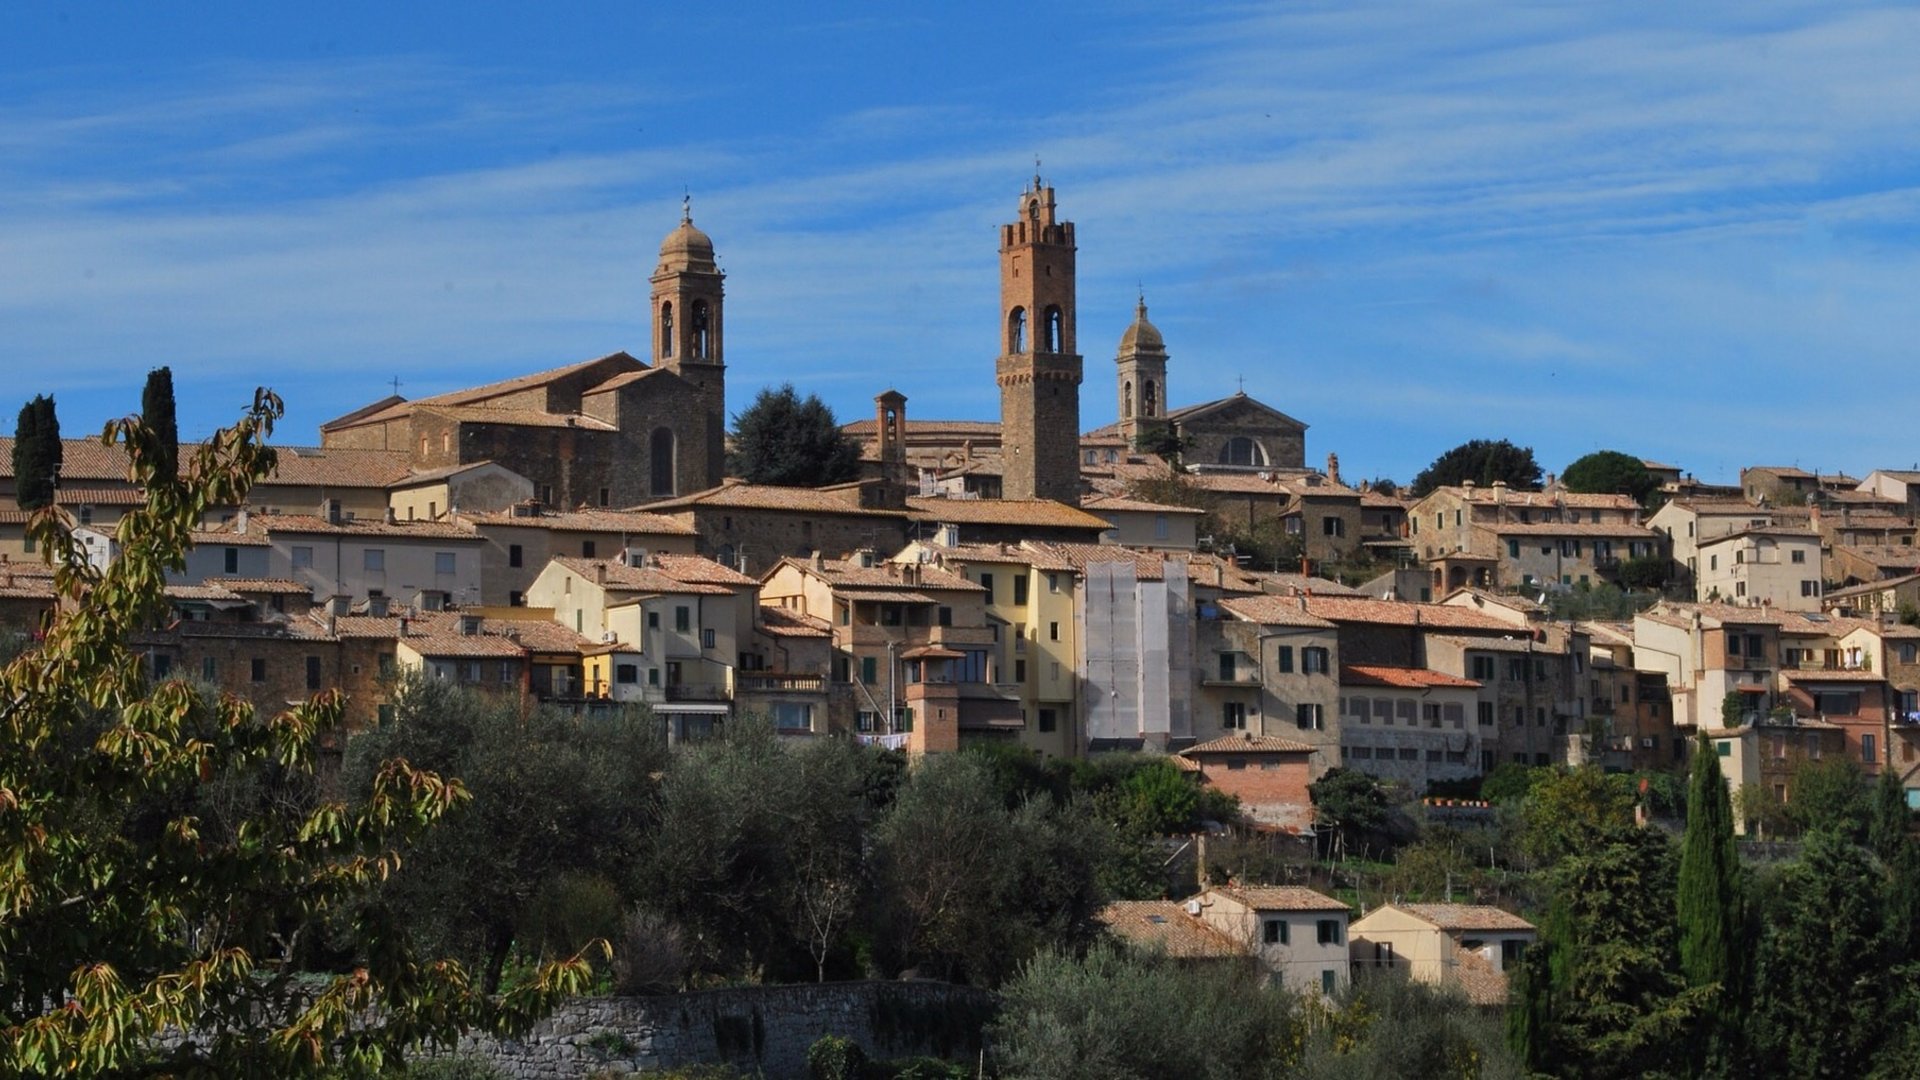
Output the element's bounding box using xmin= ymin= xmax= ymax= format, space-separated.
xmin=655 ymin=702 xmax=730 ymax=714
xmin=1735 ymin=686 xmax=1770 ymax=694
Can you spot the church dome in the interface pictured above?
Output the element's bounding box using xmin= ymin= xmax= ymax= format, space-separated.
xmin=657 ymin=207 xmax=718 ymax=273
xmin=1119 ymin=298 xmax=1165 ymax=354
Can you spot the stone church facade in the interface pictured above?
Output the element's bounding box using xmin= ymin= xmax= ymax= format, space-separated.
xmin=320 ymin=209 xmax=729 ymax=509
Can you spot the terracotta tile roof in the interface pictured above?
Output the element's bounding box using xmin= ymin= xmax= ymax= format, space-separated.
xmin=137 ymin=619 xmax=336 ymax=644
xmin=1397 ymin=903 xmax=1536 ymax=932
xmin=164 ymin=583 xmax=245 ymax=603
xmin=790 ymin=557 xmax=983 ymax=594
xmin=1481 ymin=522 xmax=1655 ymax=538
xmin=1081 ymin=493 xmax=1206 ymax=516
xmin=416 ymin=404 xmax=618 ymax=431
xmin=1241 ymin=571 xmax=1369 ymax=598
xmin=1024 ymin=541 xmax=1177 ymax=580
xmin=0 ymin=581 xmax=57 ymax=600
xmin=1426 ymin=634 xmax=1543 ymax=655
xmin=651 ymin=554 xmax=757 ymax=586
xmin=1218 ymin=595 xmax=1338 ymax=629
xmin=387 ymin=611 xmax=594 ymax=659
xmin=1639 ymin=601 xmax=1790 ymax=627
xmin=1441 ymin=587 xmax=1548 ymax=614
xmin=1700 ymin=526 xmax=1821 ymax=544
xmin=1302 ymin=597 xmax=1516 ymax=632
xmin=1774 ymin=611 xmax=1873 ymax=636
xmin=1433 ymin=486 xmax=1640 ymax=511
xmin=1781 ymin=668 xmax=1886 ymax=683
xmin=1213 ymin=884 xmax=1350 ymax=913
xmin=1452 ymin=948 xmax=1512 ymax=1007
xmin=256 ymin=515 xmax=481 ymax=541
xmin=920 ymin=541 xmax=1078 ymax=572
xmin=484 ymin=617 xmax=601 ymax=654
xmin=1098 ymin=901 xmax=1243 ymax=959
xmin=1342 ymin=665 xmax=1481 ymax=689
xmin=1176 ymin=472 xmax=1302 ymax=496
xmin=1836 ymin=544 xmax=1920 ymax=569
xmin=1167 ymin=754 xmax=1202 ymax=773
xmin=205 ymin=577 xmax=312 ymax=594
xmin=904 ymin=496 xmax=1111 ymax=531
xmin=756 ymin=606 xmax=831 ymax=637
xmin=1361 ymin=491 xmax=1411 ymax=508
xmin=462 ymin=507 xmax=698 ymax=536
xmin=551 ymin=556 xmax=736 ymax=596
xmin=1825 ymin=572 xmax=1920 ymax=599
xmin=391 ymin=460 xmax=505 ymax=486
xmin=55 ymin=486 xmax=145 ymax=506
xmin=261 ymin=446 xmax=412 ymax=488
xmin=0 ymin=438 xmax=132 ymax=482
xmin=190 ymin=528 xmax=271 ymax=547
xmin=328 ymin=615 xmax=402 ymax=639
xmin=1827 ymin=513 xmax=1916 ymax=530
xmin=584 ymin=367 xmax=669 ymax=394
xmin=645 ymin=480 xmax=903 ymax=518
xmin=1184 ymin=733 xmax=1316 ymax=755
xmin=1749 ymin=465 xmax=1814 ymax=479
xmin=413 ymin=352 xmax=643 ymax=408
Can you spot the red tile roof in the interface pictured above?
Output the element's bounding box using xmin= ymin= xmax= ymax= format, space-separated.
xmin=1302 ymin=597 xmax=1516 ymax=632
xmin=1396 ymin=903 xmax=1535 ymax=932
xmin=1342 ymin=665 xmax=1481 ymax=689
xmin=1098 ymin=901 xmax=1242 ymax=959
xmin=904 ymin=496 xmax=1111 ymax=531
xmin=1213 ymin=884 xmax=1350 ymax=912
xmin=1218 ymin=595 xmax=1338 ymax=629
xmin=1183 ymin=733 xmax=1316 ymax=755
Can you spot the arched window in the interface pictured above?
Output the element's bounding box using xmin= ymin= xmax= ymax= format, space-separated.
xmin=691 ymin=300 xmax=711 ymax=359
xmin=1008 ymin=307 xmax=1027 ymax=354
xmin=650 ymin=427 xmax=676 ymax=497
xmin=1142 ymin=380 xmax=1157 ymax=417
xmin=659 ymin=302 xmax=674 ymax=358
xmin=1123 ymin=381 xmax=1133 ymax=417
xmin=1043 ymin=306 xmax=1063 ymax=352
xmin=1218 ymin=437 xmax=1269 ymax=467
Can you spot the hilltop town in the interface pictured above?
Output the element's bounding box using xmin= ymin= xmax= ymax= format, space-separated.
xmin=6 ymin=178 xmax=1914 ymax=824
xmin=6 ymin=177 xmax=1920 ymax=1076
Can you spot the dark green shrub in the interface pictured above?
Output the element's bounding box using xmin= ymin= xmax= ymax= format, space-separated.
xmin=808 ymin=1034 xmax=868 ymax=1080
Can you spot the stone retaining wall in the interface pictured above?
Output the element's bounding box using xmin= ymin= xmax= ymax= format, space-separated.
xmin=443 ymin=980 xmax=997 ymax=1079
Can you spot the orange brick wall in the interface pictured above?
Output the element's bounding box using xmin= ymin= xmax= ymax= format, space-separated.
xmin=1196 ymin=754 xmax=1313 ymax=807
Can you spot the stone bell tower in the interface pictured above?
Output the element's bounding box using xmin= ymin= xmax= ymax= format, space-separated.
xmin=995 ymin=174 xmax=1083 ymax=505
xmin=650 ymin=198 xmax=727 ymax=491
xmin=1115 ymin=293 xmax=1168 ymax=449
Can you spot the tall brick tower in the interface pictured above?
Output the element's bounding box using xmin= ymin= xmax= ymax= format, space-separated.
xmin=1115 ymin=293 xmax=1168 ymax=449
xmin=996 ymin=174 xmax=1082 ymax=505
xmin=651 ymin=199 xmax=727 ymax=491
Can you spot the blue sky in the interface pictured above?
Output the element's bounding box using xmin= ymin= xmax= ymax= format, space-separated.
xmin=5 ymin=2 xmax=1920 ymax=484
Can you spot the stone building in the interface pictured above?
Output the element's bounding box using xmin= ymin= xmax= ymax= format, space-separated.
xmin=996 ymin=175 xmax=1084 ymax=505
xmin=318 ymin=209 xmax=729 ymax=507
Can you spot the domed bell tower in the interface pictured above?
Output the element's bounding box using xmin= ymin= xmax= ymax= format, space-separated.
xmin=651 ymin=198 xmax=726 ymax=491
xmin=995 ymin=174 xmax=1083 ymax=505
xmin=1115 ymin=294 xmax=1168 ymax=450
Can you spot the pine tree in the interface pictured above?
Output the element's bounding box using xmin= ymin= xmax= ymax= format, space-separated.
xmin=141 ymin=366 xmax=179 ymax=482
xmin=1677 ymin=733 xmax=1744 ymax=1069
xmin=726 ymin=383 xmax=862 ymax=488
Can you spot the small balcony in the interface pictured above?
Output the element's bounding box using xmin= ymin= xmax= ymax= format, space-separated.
xmin=664 ymin=682 xmax=729 ymax=703
xmin=736 ymin=672 xmax=826 ymax=694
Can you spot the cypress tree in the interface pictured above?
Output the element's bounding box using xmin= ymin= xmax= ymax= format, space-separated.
xmin=1678 ymin=733 xmax=1744 ymax=1068
xmin=142 ymin=366 xmax=179 ymax=482
xmin=37 ymin=395 xmax=61 ymax=493
xmin=12 ymin=395 xmax=55 ymax=511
